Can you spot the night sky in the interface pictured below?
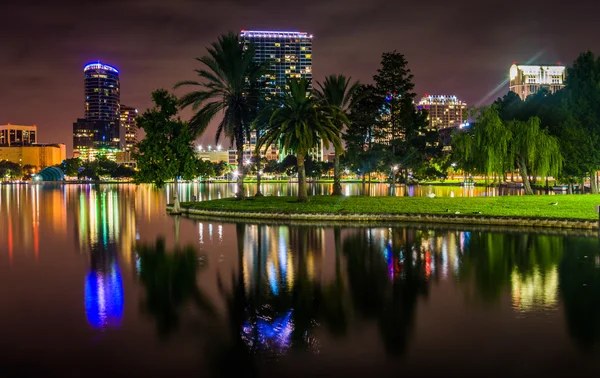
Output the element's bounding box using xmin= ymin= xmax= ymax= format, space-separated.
xmin=2 ymin=0 xmax=599 ymax=154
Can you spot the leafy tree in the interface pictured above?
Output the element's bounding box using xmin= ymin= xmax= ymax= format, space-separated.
xmin=113 ymin=164 xmax=135 ymax=178
xmin=345 ymin=84 xmax=384 ymax=186
xmin=60 ymin=157 xmax=82 ymax=177
xmin=372 ymin=51 xmax=430 ymax=189
xmin=315 ymin=74 xmax=359 ymax=195
xmin=213 ymin=161 xmax=230 ymax=177
xmin=175 ymin=32 xmax=270 ymax=200
xmin=562 ymin=51 xmax=600 ymax=193
xmin=196 ymin=159 xmax=216 ymax=179
xmin=257 ymin=79 xmax=343 ymax=202
xmin=134 ymin=89 xmax=197 ymax=213
xmin=508 ymin=117 xmax=563 ymax=194
xmin=0 ymin=160 xmax=22 ymax=180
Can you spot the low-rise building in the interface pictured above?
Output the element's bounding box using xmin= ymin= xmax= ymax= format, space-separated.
xmin=0 ymin=124 xmax=37 ymax=146
xmin=0 ymin=144 xmax=66 ymax=167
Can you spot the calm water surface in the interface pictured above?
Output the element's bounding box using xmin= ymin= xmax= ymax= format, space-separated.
xmin=0 ymin=183 xmax=597 ymax=377
xmin=166 ymin=181 xmax=541 ymax=200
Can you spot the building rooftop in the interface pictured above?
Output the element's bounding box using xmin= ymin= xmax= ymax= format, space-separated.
xmin=84 ymin=61 xmax=119 ymax=74
xmin=241 ymin=30 xmax=312 ymax=38
xmin=0 ymin=124 xmax=37 ymax=130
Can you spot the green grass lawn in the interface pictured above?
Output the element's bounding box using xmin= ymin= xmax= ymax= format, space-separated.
xmin=180 ymin=195 xmax=600 ymax=221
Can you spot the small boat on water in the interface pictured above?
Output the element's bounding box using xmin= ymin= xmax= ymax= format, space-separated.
xmin=460 ymin=181 xmax=476 ymax=187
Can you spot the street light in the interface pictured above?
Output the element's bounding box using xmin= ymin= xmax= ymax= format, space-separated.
xmin=393 ymin=165 xmax=398 ymax=171
xmin=217 ymin=144 xmax=222 ymax=151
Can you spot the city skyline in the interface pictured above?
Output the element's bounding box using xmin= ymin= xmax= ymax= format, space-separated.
xmin=2 ymin=0 xmax=598 ymax=154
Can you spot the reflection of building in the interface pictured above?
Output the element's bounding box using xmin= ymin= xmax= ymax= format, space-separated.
xmin=0 ymin=124 xmax=37 ymax=146
xmin=417 ymin=94 xmax=466 ymax=130
xmin=238 ymin=30 xmax=322 ymax=162
xmin=0 ymin=144 xmax=66 ymax=167
xmin=509 ymin=63 xmax=566 ymax=101
xmin=0 ymin=184 xmax=67 ymax=262
xmin=73 ymin=62 xmax=124 ymax=161
xmin=85 ymin=254 xmax=124 ymax=329
xmin=120 ymin=105 xmax=138 ymax=153
xmin=71 ymin=186 xmax=137 ymax=329
xmin=511 ymin=267 xmax=559 ymax=312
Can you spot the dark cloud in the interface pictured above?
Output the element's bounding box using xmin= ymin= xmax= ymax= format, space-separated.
xmin=1 ymin=0 xmax=600 ymax=153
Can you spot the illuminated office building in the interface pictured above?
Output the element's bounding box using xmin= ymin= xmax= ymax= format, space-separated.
xmin=0 ymin=124 xmax=37 ymax=146
xmin=239 ymin=30 xmax=322 ymax=162
xmin=73 ymin=62 xmax=124 ymax=161
xmin=509 ymin=63 xmax=566 ymax=101
xmin=417 ymin=95 xmax=466 ymax=130
xmin=119 ymin=105 xmax=138 ymax=153
xmin=0 ymin=124 xmax=66 ymax=167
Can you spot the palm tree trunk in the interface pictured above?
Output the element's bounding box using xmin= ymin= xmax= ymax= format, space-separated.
xmin=172 ymin=176 xmax=181 ymax=214
xmin=590 ymin=171 xmax=598 ymax=194
xmin=255 ymin=155 xmax=263 ymax=197
xmin=236 ymin=143 xmax=245 ymax=200
xmin=332 ymin=147 xmax=342 ymax=196
xmin=297 ymin=151 xmax=308 ymax=202
xmin=518 ymin=160 xmax=534 ymax=195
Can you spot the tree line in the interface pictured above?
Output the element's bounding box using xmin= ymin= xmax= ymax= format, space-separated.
xmin=134 ymin=32 xmax=434 ymax=204
xmin=133 ymin=31 xmax=600 ymax=201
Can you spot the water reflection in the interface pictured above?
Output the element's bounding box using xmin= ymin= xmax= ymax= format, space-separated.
xmin=162 ymin=182 xmax=538 ymax=205
xmin=1 ymin=184 xmax=600 ymax=375
xmin=73 ymin=186 xmax=137 ymax=329
xmin=559 ymin=237 xmax=600 ymax=350
xmin=136 ymin=238 xmax=213 ymax=338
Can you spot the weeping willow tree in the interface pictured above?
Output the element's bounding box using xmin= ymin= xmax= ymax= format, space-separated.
xmin=451 ymin=106 xmax=510 ymax=183
xmin=473 ymin=107 xmax=511 ymax=183
xmin=451 ymin=131 xmax=476 ymax=182
xmin=508 ymin=116 xmax=563 ymax=195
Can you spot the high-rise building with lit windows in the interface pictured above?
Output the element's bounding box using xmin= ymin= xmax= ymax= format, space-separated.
xmin=417 ymin=94 xmax=466 ymax=130
xmin=73 ymin=61 xmax=125 ymax=161
xmin=240 ymin=30 xmax=313 ymax=96
xmin=239 ymin=30 xmax=322 ymax=161
xmin=509 ymin=63 xmax=566 ymax=101
xmin=119 ymin=105 xmax=138 ymax=152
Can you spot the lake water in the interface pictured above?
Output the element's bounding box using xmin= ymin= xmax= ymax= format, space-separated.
xmin=164 ymin=181 xmax=539 ymax=200
xmin=0 ymin=183 xmax=597 ymax=377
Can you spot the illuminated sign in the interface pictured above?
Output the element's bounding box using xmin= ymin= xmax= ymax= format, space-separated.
xmin=84 ymin=62 xmax=119 ymax=74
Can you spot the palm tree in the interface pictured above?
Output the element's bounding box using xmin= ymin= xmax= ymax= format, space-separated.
xmin=174 ymin=32 xmax=269 ymax=200
xmin=257 ymin=79 xmax=345 ymax=202
xmin=315 ymin=75 xmax=360 ymax=195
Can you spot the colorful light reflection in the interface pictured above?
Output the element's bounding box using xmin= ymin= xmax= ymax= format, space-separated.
xmin=85 ymin=262 xmax=124 ymax=329
xmin=242 ymin=311 xmax=294 ymax=353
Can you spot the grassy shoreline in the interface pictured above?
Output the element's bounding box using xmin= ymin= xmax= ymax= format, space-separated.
xmin=175 ymin=195 xmax=600 ymax=222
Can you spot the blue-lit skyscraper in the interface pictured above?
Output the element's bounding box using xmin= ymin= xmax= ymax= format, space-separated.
xmin=73 ymin=61 xmax=124 ymax=161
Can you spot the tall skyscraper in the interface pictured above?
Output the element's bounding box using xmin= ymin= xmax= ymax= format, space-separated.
xmin=417 ymin=94 xmax=467 ymax=130
xmin=509 ymin=63 xmax=566 ymax=101
xmin=119 ymin=105 xmax=138 ymax=152
xmin=73 ymin=61 xmax=124 ymax=161
xmin=239 ymin=30 xmax=322 ymax=161
xmin=240 ymin=30 xmax=313 ymax=96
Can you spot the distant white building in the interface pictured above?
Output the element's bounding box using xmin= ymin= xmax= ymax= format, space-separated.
xmin=509 ymin=63 xmax=566 ymax=101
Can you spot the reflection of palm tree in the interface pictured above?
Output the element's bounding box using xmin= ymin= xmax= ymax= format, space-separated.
xmin=320 ymin=227 xmax=348 ymax=336
xmin=342 ymin=228 xmax=428 ymax=355
xmin=137 ymin=238 xmax=213 ymax=338
xmin=559 ymin=237 xmax=600 ymax=350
